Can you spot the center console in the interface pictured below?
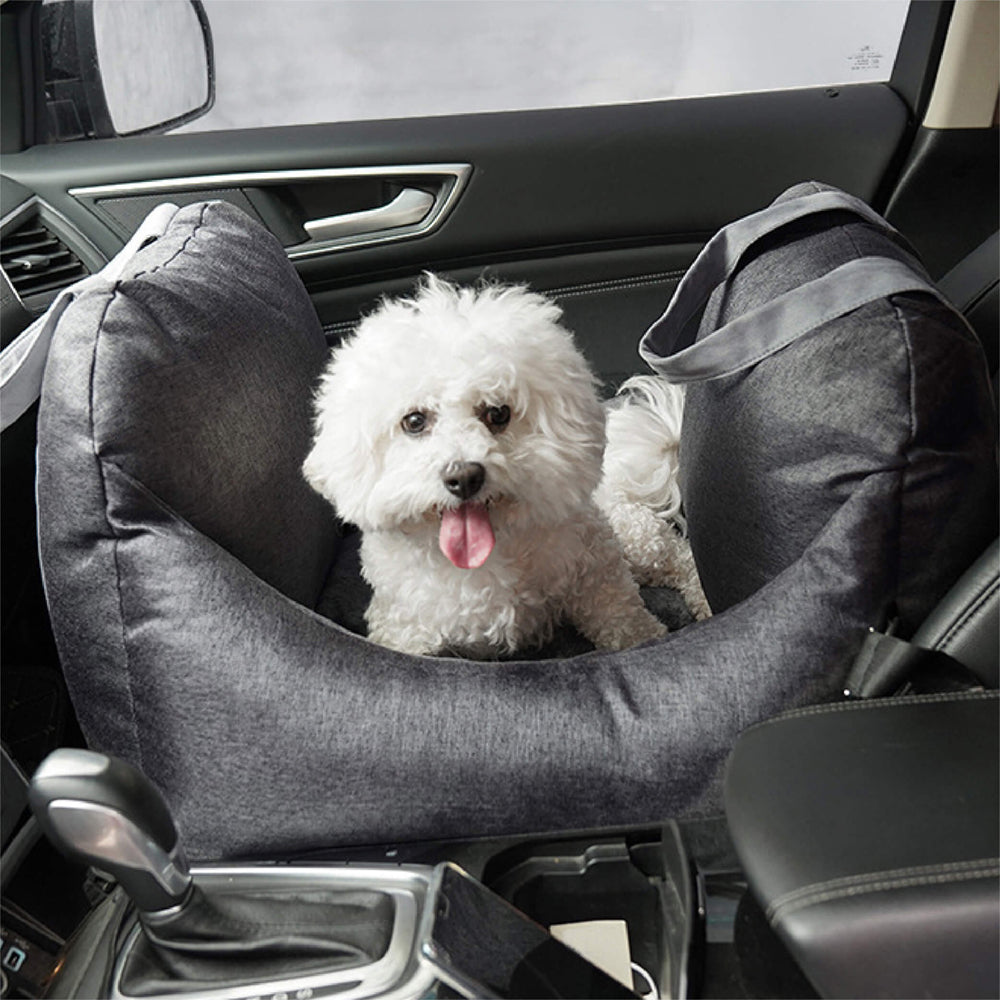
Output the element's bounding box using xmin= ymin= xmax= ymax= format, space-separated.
xmin=45 ymin=824 xmax=720 ymax=1000
xmin=111 ymin=864 xmax=436 ymax=1000
xmin=18 ymin=748 xmax=753 ymax=1000
xmin=13 ymin=691 xmax=996 ymax=1000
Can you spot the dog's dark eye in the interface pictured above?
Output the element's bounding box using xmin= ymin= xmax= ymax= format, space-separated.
xmin=481 ymin=404 xmax=511 ymax=432
xmin=401 ymin=411 xmax=429 ymax=435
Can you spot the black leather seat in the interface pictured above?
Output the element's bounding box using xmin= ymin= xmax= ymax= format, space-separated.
xmin=914 ymin=230 xmax=998 ymax=689
xmin=723 ymin=235 xmax=1000 ymax=998
xmin=911 ymin=537 xmax=999 ymax=689
xmin=938 ymin=231 xmax=999 ymax=386
xmin=724 ymin=690 xmax=999 ymax=1000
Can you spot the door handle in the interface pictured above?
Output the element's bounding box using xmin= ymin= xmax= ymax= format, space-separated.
xmin=70 ymin=164 xmax=472 ymax=259
xmin=302 ymin=187 xmax=435 ymax=243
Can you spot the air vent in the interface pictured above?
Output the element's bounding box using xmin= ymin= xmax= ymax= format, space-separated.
xmin=1 ymin=216 xmax=89 ymax=310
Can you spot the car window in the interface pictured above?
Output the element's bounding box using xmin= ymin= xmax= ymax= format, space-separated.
xmin=178 ymin=0 xmax=910 ymax=133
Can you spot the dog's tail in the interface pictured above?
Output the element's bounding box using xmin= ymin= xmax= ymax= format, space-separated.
xmin=596 ymin=374 xmax=686 ymax=529
xmin=596 ymin=375 xmax=711 ymax=619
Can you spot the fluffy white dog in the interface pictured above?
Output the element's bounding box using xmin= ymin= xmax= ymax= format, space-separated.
xmin=303 ymin=276 xmax=709 ymax=658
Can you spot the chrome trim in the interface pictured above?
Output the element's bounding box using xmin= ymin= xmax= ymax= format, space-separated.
xmin=69 ymin=165 xmax=472 ymax=259
xmin=32 ymin=747 xmax=109 ymax=780
xmin=46 ymin=801 xmax=192 ymax=900
xmin=111 ymin=864 xmax=438 ymax=1000
xmin=303 ymin=187 xmax=434 ymax=243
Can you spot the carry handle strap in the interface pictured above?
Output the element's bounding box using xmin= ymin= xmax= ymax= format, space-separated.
xmin=645 ymin=257 xmax=950 ymax=383
xmin=0 ymin=203 xmax=179 ymax=433
xmin=639 ymin=187 xmax=946 ymax=382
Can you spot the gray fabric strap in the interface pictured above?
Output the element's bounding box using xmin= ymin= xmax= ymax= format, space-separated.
xmin=0 ymin=203 xmax=179 ymax=432
xmin=1 ymin=292 xmax=78 ymax=431
xmin=646 ymin=257 xmax=949 ymax=383
xmin=638 ymin=187 xmax=928 ymax=381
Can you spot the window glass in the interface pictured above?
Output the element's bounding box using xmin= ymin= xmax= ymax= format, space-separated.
xmin=180 ymin=0 xmax=910 ymax=132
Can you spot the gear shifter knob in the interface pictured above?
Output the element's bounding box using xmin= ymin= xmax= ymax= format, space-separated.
xmin=29 ymin=749 xmax=192 ymax=913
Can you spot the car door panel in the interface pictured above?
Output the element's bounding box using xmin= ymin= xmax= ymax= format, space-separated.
xmin=3 ymin=83 xmax=911 ymax=378
xmin=309 ymin=242 xmax=703 ymax=385
xmin=3 ymin=84 xmax=909 ymax=255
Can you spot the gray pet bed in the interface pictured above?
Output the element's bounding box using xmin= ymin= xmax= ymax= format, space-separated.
xmin=36 ymin=184 xmax=996 ymax=859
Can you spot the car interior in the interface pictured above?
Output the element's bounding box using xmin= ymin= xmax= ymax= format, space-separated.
xmin=1 ymin=1 xmax=998 ymax=999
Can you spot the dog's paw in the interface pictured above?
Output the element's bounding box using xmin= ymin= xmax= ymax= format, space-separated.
xmin=366 ymin=613 xmax=442 ymax=657
xmin=585 ymin=606 xmax=668 ymax=651
xmin=685 ymin=582 xmax=713 ymax=622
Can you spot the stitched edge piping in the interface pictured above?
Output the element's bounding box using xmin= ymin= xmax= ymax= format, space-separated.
xmin=745 ymin=688 xmax=997 ymax=733
xmin=894 ymin=297 xmax=918 ymax=636
xmin=90 ymin=202 xmax=211 ymax=771
xmin=324 ymin=319 xmax=356 ymax=339
xmin=130 ymin=202 xmax=209 ymax=280
xmin=90 ymin=288 xmax=144 ymax=772
xmin=767 ymin=857 xmax=1000 ymax=922
xmin=936 ymin=575 xmax=999 ymax=652
xmin=548 ymin=270 xmax=686 ymax=299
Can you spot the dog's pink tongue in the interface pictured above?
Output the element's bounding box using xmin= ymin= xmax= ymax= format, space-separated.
xmin=439 ymin=503 xmax=495 ymax=569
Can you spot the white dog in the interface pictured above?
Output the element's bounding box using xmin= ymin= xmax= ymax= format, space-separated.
xmin=303 ymin=276 xmax=709 ymax=658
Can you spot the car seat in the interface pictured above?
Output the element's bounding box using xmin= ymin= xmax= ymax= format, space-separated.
xmin=720 ymin=226 xmax=998 ymax=1000
xmin=29 ymin=189 xmax=997 ymax=860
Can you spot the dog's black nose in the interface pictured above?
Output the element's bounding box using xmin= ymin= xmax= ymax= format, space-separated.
xmin=442 ymin=461 xmax=486 ymax=500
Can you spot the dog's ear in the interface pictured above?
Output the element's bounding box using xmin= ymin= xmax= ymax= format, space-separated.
xmin=302 ymin=348 xmax=383 ymax=528
xmin=501 ymin=298 xmax=608 ymax=512
xmin=524 ymin=337 xmax=606 ymax=480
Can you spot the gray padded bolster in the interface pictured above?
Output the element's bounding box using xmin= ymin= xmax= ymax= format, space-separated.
xmin=638 ymin=186 xmax=951 ymax=383
xmin=724 ymin=691 xmax=1000 ymax=999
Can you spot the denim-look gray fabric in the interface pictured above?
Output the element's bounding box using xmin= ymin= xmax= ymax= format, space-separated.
xmin=69 ymin=460 xmax=884 ymax=858
xmin=38 ymin=202 xmax=339 ymax=767
xmin=35 ymin=195 xmax=993 ymax=860
xmin=657 ymin=183 xmax=997 ymax=631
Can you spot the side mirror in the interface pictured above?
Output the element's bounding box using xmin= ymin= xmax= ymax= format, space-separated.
xmin=39 ymin=0 xmax=214 ymax=141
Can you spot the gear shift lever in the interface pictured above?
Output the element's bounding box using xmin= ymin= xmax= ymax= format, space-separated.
xmin=28 ymin=748 xmax=192 ymax=913
xmin=29 ymin=750 xmax=395 ymax=996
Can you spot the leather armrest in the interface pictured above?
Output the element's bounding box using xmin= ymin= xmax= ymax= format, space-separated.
xmin=724 ymin=691 xmax=999 ymax=999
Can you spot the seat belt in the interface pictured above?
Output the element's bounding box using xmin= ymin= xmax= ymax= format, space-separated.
xmin=844 ymin=628 xmax=986 ymax=699
xmin=0 ymin=203 xmax=179 ymax=433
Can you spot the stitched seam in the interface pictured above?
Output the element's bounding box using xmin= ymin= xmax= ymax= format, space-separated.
xmin=936 ymin=577 xmax=999 ymax=651
xmin=769 ymin=857 xmax=998 ymax=911
xmin=87 ymin=202 xmax=208 ymax=769
xmin=321 ymin=269 xmax=687 ymax=337
xmin=771 ymin=867 xmax=1000 ymax=922
xmin=781 ymin=688 xmax=994 ymax=718
xmin=324 ymin=320 xmax=356 ymax=337
xmin=90 ymin=289 xmax=144 ymax=773
xmin=745 ymin=689 xmax=996 ymax=732
xmin=768 ymin=859 xmax=1000 ymax=921
xmin=549 ymin=270 xmax=687 ymax=298
xmin=894 ymin=298 xmax=917 ymax=631
xmin=131 ymin=203 xmax=209 ymax=280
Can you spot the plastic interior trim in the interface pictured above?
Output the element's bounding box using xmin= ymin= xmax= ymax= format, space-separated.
xmin=68 ymin=165 xmax=472 ymax=258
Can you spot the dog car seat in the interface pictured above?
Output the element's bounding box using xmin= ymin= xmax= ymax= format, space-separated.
xmin=33 ymin=188 xmax=997 ymax=860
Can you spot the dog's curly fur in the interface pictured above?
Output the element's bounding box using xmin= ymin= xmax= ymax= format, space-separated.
xmin=303 ymin=276 xmax=708 ymax=657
